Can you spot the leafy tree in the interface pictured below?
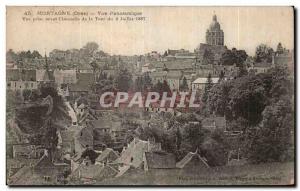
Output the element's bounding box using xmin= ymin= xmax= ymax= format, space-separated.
xmin=6 ymin=49 xmax=18 ymax=62
xmin=207 ymin=81 xmax=232 ymax=118
xmin=32 ymin=50 xmax=42 ymax=59
xmin=218 ymin=70 xmax=225 ymax=82
xmin=247 ymin=98 xmax=293 ymax=163
xmin=237 ymin=65 xmax=248 ymax=77
xmin=254 ymin=44 xmax=274 ymax=63
xmin=22 ymin=89 xmax=32 ymax=102
xmin=183 ymin=123 xmax=207 ymax=152
xmin=82 ymin=42 xmax=99 ymax=57
xmin=202 ymin=49 xmax=214 ymax=65
xmin=115 ymin=69 xmax=133 ymax=92
xmin=201 ymin=129 xmax=229 ymax=166
xmin=221 ymin=48 xmax=248 ymax=67
xmin=228 ymin=75 xmax=267 ymax=126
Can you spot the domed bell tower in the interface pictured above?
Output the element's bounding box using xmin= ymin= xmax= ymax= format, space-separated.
xmin=206 ymin=14 xmax=224 ymax=46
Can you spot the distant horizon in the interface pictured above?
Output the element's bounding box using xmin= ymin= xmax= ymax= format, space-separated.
xmin=7 ymin=6 xmax=294 ymax=57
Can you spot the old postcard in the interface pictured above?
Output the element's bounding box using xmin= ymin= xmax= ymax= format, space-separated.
xmin=6 ymin=6 xmax=295 ymax=186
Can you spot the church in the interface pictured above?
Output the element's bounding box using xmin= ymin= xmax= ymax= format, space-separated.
xmin=195 ymin=14 xmax=227 ymax=65
xmin=205 ymin=14 xmax=224 ymax=46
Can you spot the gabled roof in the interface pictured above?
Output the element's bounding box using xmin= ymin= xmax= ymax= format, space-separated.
xmin=96 ymin=148 xmax=119 ymax=163
xmin=76 ymin=96 xmax=89 ymax=107
xmin=176 ymin=151 xmax=209 ymax=169
xmin=71 ymin=164 xmax=118 ymax=180
xmin=144 ymin=151 xmax=176 ymax=169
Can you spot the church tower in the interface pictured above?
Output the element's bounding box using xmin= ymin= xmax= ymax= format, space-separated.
xmin=206 ymin=14 xmax=224 ymax=46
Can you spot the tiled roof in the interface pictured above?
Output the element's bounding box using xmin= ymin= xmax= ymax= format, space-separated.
xmin=176 ymin=151 xmax=209 ymax=168
xmin=144 ymin=151 xmax=176 ymax=169
xmin=96 ymin=148 xmax=119 ymax=163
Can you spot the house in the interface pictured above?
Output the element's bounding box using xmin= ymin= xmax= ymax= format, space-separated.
xmin=202 ymin=116 xmax=226 ymax=131
xmin=89 ymin=117 xmax=124 ymax=142
xmin=69 ymin=73 xmax=94 ymax=98
xmin=7 ymin=158 xmax=39 ymax=178
xmin=192 ymin=77 xmax=219 ymax=91
xmin=74 ymin=96 xmax=89 ymax=117
xmin=176 ymin=151 xmax=209 ymax=171
xmin=165 ymin=71 xmax=182 ymax=91
xmin=69 ymin=164 xmax=118 ymax=184
xmin=114 ymin=138 xmax=162 ymax=169
xmin=167 ymin=49 xmax=190 ymax=56
xmin=78 ymin=126 xmax=94 ymax=149
xmin=143 ymin=151 xmax=176 ymax=171
xmin=6 ymin=69 xmax=38 ymax=91
xmin=248 ymin=62 xmax=273 ymax=74
xmin=95 ymin=148 xmax=119 ymax=166
xmin=8 ymin=151 xmax=70 ymax=185
xmin=60 ymin=130 xmax=76 ymax=155
xmin=12 ymin=144 xmax=43 ymax=159
xmin=53 ymin=69 xmax=77 ymax=85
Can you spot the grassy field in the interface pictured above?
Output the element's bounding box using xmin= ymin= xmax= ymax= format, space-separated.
xmin=98 ymin=162 xmax=294 ymax=186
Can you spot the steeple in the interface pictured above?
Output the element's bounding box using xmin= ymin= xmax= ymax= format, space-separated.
xmin=213 ymin=14 xmax=217 ymax=22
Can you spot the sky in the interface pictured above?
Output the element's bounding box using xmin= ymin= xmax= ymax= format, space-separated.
xmin=6 ymin=6 xmax=294 ymax=56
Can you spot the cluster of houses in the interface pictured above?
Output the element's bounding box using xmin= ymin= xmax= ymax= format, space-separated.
xmin=6 ymin=14 xmax=294 ymax=185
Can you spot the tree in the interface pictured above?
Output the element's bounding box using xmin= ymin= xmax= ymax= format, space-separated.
xmin=218 ymin=70 xmax=225 ymax=82
xmin=180 ymin=76 xmax=189 ymax=91
xmin=82 ymin=42 xmax=99 ymax=57
xmin=254 ymin=44 xmax=274 ymax=63
xmin=237 ymin=65 xmax=248 ymax=77
xmin=162 ymin=80 xmax=171 ymax=93
xmin=201 ymin=129 xmax=229 ymax=166
xmin=247 ymin=98 xmax=293 ymax=163
xmin=208 ymin=81 xmax=232 ymax=118
xmin=228 ymin=75 xmax=267 ymax=126
xmin=6 ymin=49 xmax=18 ymax=62
xmin=115 ymin=69 xmax=133 ymax=92
xmin=202 ymin=49 xmax=214 ymax=65
xmin=202 ymin=73 xmax=213 ymax=103
xmin=32 ymin=50 xmax=42 ymax=59
xmin=220 ymin=48 xmax=248 ymax=67
xmin=22 ymin=89 xmax=32 ymax=102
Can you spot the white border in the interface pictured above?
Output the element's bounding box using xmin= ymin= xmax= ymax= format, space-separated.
xmin=0 ymin=0 xmax=298 ymax=191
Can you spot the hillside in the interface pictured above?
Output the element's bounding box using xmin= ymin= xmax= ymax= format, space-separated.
xmin=96 ymin=162 xmax=294 ymax=185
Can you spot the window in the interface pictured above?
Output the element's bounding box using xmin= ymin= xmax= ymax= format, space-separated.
xmin=7 ymin=82 xmax=11 ymax=87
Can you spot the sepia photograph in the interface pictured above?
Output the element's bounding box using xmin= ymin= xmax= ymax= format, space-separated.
xmin=5 ymin=6 xmax=295 ymax=186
